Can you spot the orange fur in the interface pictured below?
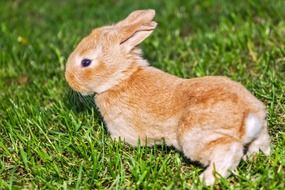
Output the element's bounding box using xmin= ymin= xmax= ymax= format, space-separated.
xmin=65 ymin=9 xmax=271 ymax=185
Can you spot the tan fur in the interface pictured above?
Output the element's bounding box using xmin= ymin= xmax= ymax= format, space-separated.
xmin=65 ymin=10 xmax=271 ymax=185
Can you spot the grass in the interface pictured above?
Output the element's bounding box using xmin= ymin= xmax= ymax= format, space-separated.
xmin=0 ymin=0 xmax=285 ymax=189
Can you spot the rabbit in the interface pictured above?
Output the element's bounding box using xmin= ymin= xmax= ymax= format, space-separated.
xmin=65 ymin=9 xmax=271 ymax=185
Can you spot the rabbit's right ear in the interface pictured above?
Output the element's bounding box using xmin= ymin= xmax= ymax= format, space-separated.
xmin=116 ymin=10 xmax=157 ymax=52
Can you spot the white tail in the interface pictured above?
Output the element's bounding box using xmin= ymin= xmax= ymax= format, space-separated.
xmin=243 ymin=114 xmax=262 ymax=144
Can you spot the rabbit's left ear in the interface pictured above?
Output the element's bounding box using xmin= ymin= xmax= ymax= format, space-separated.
xmin=116 ymin=9 xmax=157 ymax=52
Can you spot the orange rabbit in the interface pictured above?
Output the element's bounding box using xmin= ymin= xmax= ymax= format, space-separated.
xmin=65 ymin=10 xmax=270 ymax=185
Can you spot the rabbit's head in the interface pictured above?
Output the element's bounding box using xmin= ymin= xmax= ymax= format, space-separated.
xmin=65 ymin=9 xmax=157 ymax=94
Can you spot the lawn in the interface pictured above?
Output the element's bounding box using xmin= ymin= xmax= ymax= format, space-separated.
xmin=0 ymin=0 xmax=285 ymax=189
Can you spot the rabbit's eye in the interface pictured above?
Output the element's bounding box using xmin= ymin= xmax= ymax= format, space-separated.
xmin=81 ymin=59 xmax=92 ymax=67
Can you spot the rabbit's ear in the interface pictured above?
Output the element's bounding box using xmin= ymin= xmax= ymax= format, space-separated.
xmin=116 ymin=10 xmax=157 ymax=52
xmin=116 ymin=9 xmax=155 ymax=27
xmin=119 ymin=21 xmax=157 ymax=52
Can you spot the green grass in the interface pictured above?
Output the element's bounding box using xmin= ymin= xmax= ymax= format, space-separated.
xmin=1 ymin=0 xmax=285 ymax=189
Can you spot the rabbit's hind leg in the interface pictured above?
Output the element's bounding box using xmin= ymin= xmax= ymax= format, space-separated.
xmin=178 ymin=127 xmax=243 ymax=186
xmin=199 ymin=138 xmax=243 ymax=185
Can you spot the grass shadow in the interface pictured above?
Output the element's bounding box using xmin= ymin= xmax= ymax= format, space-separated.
xmin=157 ymin=144 xmax=206 ymax=168
xmin=63 ymin=88 xmax=102 ymax=117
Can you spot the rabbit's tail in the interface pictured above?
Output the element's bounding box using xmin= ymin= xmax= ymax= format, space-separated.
xmin=243 ymin=113 xmax=263 ymax=144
